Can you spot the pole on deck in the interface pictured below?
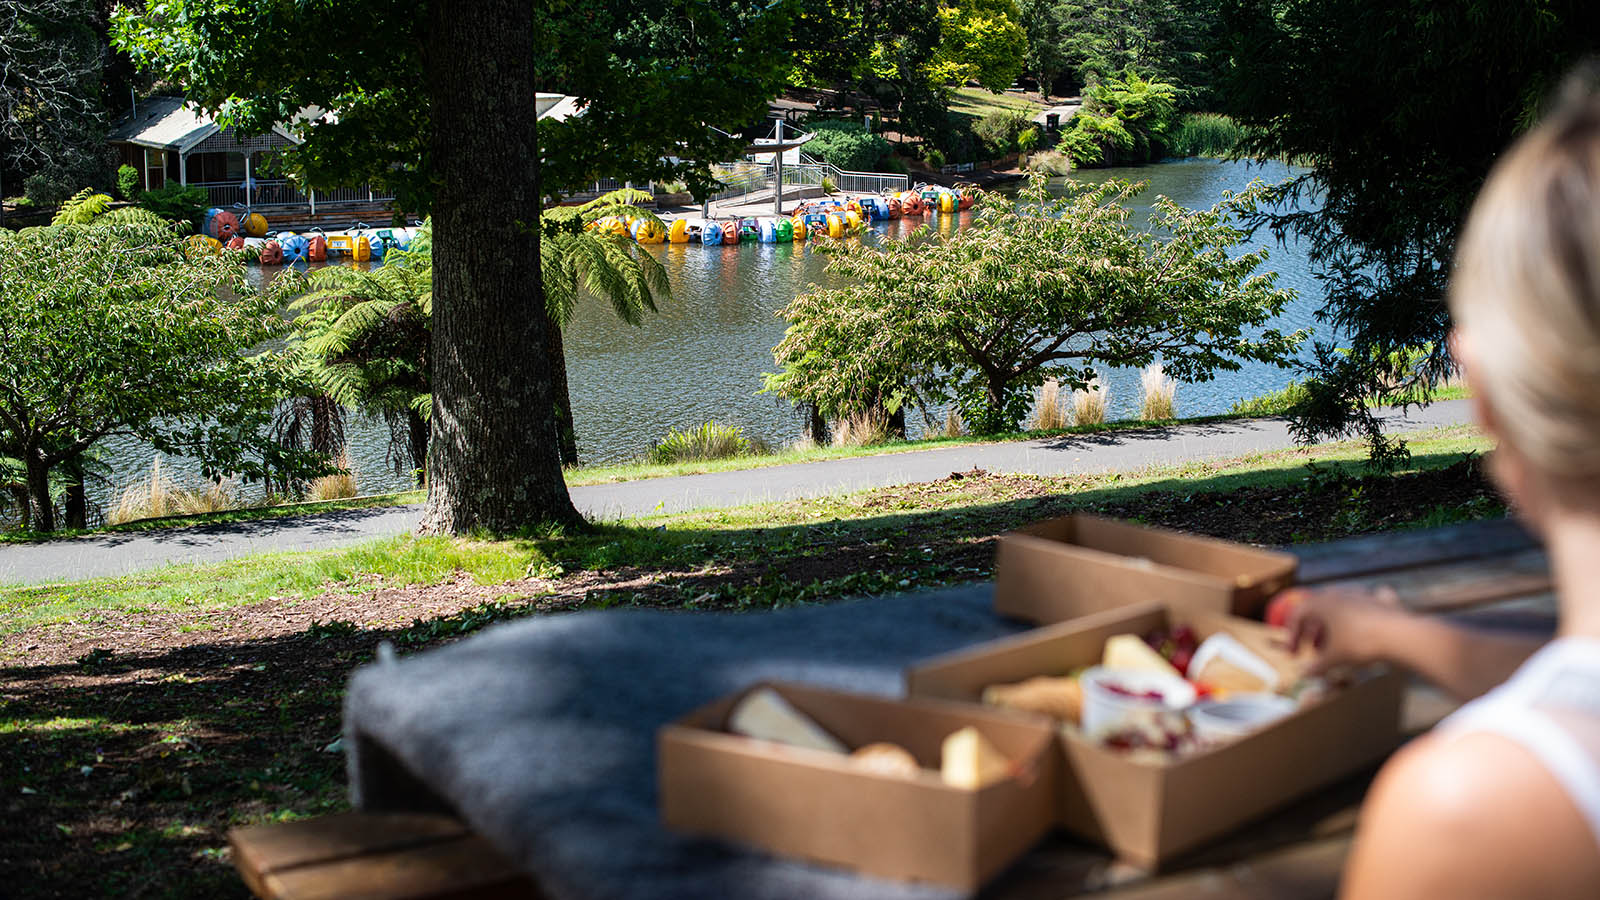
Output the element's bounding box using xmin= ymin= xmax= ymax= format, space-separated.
xmin=773 ymin=117 xmax=784 ymax=217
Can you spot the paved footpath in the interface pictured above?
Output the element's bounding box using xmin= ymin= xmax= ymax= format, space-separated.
xmin=0 ymin=401 xmax=1474 ymax=586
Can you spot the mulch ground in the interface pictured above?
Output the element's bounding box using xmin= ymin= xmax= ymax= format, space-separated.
xmin=0 ymin=458 xmax=1501 ymax=898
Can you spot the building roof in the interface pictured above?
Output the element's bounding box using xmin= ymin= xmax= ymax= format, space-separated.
xmin=537 ymin=93 xmax=584 ymax=122
xmin=108 ymin=96 xmax=302 ymax=154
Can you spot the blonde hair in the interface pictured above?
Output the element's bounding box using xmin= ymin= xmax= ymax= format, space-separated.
xmin=1450 ymin=96 xmax=1600 ymax=484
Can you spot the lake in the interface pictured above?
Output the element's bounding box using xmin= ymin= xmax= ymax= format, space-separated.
xmin=96 ymin=157 xmax=1321 ymax=505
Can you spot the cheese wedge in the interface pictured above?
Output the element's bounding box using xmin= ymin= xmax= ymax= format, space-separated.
xmin=727 ymin=687 xmax=846 ymax=754
xmin=1193 ymin=656 xmax=1272 ymax=693
xmin=1102 ymin=633 xmax=1182 ymax=679
xmin=940 ymin=726 xmax=1011 ymax=789
xmin=982 ymin=675 xmax=1084 ymax=724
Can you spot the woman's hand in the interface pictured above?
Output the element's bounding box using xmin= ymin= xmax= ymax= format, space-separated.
xmin=1267 ymin=585 xmax=1411 ymax=675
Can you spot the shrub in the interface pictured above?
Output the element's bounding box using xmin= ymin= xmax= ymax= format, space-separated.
xmin=22 ymin=170 xmax=79 ymax=207
xmin=116 ymin=164 xmax=141 ymax=200
xmin=648 ymin=422 xmax=755 ymax=464
xmin=1139 ymin=363 xmax=1178 ymax=420
xmin=136 ymin=183 xmax=209 ymax=232
xmin=974 ymin=109 xmax=1034 ymax=157
xmin=1166 ymin=113 xmax=1245 ymax=159
xmin=1031 ymin=379 xmax=1070 ymax=431
xmin=819 ymin=175 xmax=836 ymax=194
xmin=804 ymin=120 xmax=892 ymax=172
xmin=1017 ymin=127 xmax=1041 ymax=153
xmin=1071 ymin=376 xmax=1109 ymax=426
xmin=1024 ymin=149 xmax=1072 ymax=176
xmin=925 ymin=148 xmax=947 ymax=169
xmin=1227 ymin=381 xmax=1312 ymax=417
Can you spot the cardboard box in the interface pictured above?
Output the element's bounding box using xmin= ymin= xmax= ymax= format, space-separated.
xmin=658 ymin=682 xmax=1059 ymax=891
xmin=906 ymin=602 xmax=1405 ymax=868
xmin=994 ymin=514 xmax=1299 ymax=623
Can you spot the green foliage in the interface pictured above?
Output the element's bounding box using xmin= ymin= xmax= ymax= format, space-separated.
xmin=1 ymin=0 xmax=109 ymax=212
xmin=1226 ymin=381 xmax=1313 ymax=417
xmin=51 ymin=188 xmax=114 ymax=225
xmin=116 ymin=165 xmax=140 ymax=201
xmin=767 ymin=175 xmax=1304 ymax=433
xmin=1057 ymin=0 xmax=1222 ymax=101
xmin=1061 ymin=70 xmax=1181 ymax=166
xmin=927 ymin=0 xmax=1028 ymax=92
xmin=0 ymin=222 xmax=316 ymax=531
xmin=1016 ymin=0 xmax=1073 ymax=96
xmin=925 ymin=148 xmax=947 ymax=168
xmin=1166 ymin=112 xmax=1244 ymax=158
xmin=973 ymin=108 xmax=1034 ymax=155
xmin=1215 ymin=0 xmax=1600 ymax=453
xmin=290 ymin=236 xmax=435 ymax=460
xmin=804 ymin=120 xmax=893 ymax=171
xmin=647 ymin=422 xmax=759 ymax=464
xmin=135 ymin=183 xmax=207 ymax=232
xmin=540 ymin=189 xmax=671 ymax=329
xmin=1017 ymin=126 xmax=1042 ymax=152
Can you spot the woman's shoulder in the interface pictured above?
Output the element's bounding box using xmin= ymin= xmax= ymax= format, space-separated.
xmin=1341 ymin=730 xmax=1600 ymax=899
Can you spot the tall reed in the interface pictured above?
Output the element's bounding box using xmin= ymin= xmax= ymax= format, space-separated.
xmin=1140 ymin=363 xmax=1178 ymax=420
xmin=1071 ymin=375 xmax=1109 ymax=426
xmin=1032 ymin=379 xmax=1071 ymax=431
xmin=926 ymin=407 xmax=966 ymax=439
xmin=1166 ymin=113 xmax=1245 ymax=159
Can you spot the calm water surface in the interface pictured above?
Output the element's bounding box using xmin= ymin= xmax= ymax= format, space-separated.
xmin=97 ymin=158 xmax=1320 ymax=505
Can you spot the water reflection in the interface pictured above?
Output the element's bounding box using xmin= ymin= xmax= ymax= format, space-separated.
xmin=97 ymin=158 xmax=1320 ymax=506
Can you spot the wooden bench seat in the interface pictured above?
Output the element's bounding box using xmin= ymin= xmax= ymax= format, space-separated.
xmin=229 ymin=812 xmax=541 ymax=899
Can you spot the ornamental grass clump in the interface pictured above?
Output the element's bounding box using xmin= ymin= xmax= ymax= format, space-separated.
xmin=926 ymin=407 xmax=966 ymax=439
xmin=108 ymin=457 xmax=239 ymax=524
xmin=307 ymin=450 xmax=360 ymax=501
xmin=1072 ymin=376 xmax=1109 ymax=426
xmin=1032 ymin=379 xmax=1070 ymax=431
xmin=832 ymin=409 xmax=892 ymax=447
xmin=648 ymin=422 xmax=754 ymax=464
xmin=1140 ymin=363 xmax=1178 ymax=420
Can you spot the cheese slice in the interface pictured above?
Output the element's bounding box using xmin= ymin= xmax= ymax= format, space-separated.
xmin=1102 ymin=633 xmax=1182 ymax=679
xmin=727 ymin=687 xmax=846 ymax=754
xmin=940 ymin=726 xmax=1011 ymax=789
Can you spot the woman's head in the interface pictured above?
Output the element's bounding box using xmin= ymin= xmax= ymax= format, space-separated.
xmin=1451 ymin=91 xmax=1600 ymax=506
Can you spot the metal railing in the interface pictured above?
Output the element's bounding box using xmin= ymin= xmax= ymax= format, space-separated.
xmin=189 ymin=180 xmax=396 ymax=210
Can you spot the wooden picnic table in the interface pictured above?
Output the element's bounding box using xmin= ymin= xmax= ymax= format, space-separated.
xmin=230 ymin=518 xmax=1553 ymax=900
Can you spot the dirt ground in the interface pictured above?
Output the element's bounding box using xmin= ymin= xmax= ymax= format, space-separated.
xmin=0 ymin=458 xmax=1501 ymax=898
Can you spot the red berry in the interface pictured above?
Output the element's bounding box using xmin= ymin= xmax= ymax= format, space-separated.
xmin=1172 ymin=626 xmax=1198 ymax=650
xmin=1171 ymin=647 xmax=1194 ymax=676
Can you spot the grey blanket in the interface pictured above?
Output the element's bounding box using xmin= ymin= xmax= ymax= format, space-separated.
xmin=344 ymin=583 xmax=1028 ymax=900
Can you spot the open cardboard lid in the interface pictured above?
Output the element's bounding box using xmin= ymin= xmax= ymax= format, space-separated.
xmin=1011 ymin=514 xmax=1299 ymax=589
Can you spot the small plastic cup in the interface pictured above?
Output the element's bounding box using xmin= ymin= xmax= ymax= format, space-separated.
xmin=1079 ymin=666 xmax=1197 ymax=736
xmin=1186 ymin=693 xmax=1297 ymax=744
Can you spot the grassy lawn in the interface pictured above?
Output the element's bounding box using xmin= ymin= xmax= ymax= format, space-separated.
xmin=0 ymin=423 xmax=1501 ymax=897
xmin=947 ymin=85 xmax=1047 ymax=121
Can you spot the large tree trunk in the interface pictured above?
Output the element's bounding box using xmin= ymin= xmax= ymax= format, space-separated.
xmin=547 ymin=318 xmax=579 ymax=466
xmin=418 ymin=0 xmax=580 ymax=534
xmin=24 ymin=451 xmax=53 ymax=533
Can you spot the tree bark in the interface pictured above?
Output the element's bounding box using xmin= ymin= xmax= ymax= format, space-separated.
xmin=418 ymin=0 xmax=580 ymax=533
xmin=24 ymin=451 xmax=53 ymax=533
xmin=547 ymin=316 xmax=579 ymax=467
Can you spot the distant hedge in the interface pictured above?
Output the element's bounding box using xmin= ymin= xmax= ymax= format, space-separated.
xmin=804 ymin=120 xmax=892 ymax=172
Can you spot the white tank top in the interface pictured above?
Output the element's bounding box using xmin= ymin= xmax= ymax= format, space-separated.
xmin=1439 ymin=636 xmax=1600 ymax=846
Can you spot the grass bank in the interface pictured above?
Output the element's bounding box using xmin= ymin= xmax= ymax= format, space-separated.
xmin=0 ymin=424 xmax=1498 ymax=897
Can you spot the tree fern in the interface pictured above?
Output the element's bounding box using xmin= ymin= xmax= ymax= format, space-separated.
xmin=51 ymin=188 xmax=115 ymax=225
